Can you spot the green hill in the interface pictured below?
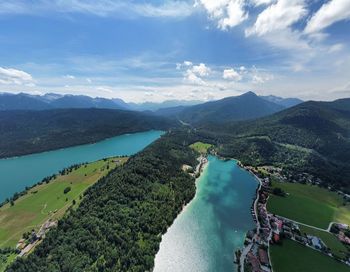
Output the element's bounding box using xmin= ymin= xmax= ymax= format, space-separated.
xmin=166 ymin=92 xmax=284 ymax=124
xmin=0 ymin=108 xmax=176 ymax=158
xmin=6 ymin=131 xmax=198 ymax=272
xmin=201 ymin=98 xmax=350 ymax=191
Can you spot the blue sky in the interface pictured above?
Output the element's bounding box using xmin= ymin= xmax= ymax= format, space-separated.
xmin=0 ymin=0 xmax=349 ymax=102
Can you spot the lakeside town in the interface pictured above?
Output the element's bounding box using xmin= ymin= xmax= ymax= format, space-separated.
xmin=236 ymin=164 xmax=350 ymax=272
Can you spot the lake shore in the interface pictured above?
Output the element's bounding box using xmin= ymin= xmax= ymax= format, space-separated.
xmin=0 ymin=130 xmax=163 ymax=202
xmin=154 ymin=155 xmax=258 ymax=272
xmin=236 ymin=162 xmax=263 ymax=271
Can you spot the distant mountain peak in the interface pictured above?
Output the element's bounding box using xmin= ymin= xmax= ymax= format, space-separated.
xmin=260 ymin=95 xmax=303 ymax=108
xmin=241 ymin=91 xmax=258 ymax=97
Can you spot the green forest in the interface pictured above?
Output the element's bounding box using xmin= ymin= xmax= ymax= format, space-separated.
xmin=198 ymin=99 xmax=350 ymax=192
xmin=6 ymin=130 xmax=198 ymax=272
xmin=0 ymin=108 xmax=175 ymax=158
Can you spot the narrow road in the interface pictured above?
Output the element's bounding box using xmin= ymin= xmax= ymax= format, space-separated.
xmin=274 ymin=215 xmax=331 ymax=233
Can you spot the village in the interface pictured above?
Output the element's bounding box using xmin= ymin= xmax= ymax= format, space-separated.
xmin=236 ymin=164 xmax=350 ymax=272
xmin=16 ymin=219 xmax=57 ymax=258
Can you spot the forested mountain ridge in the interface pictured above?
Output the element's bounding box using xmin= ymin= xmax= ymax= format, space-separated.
xmin=200 ymin=98 xmax=350 ymax=191
xmin=260 ymin=95 xmax=303 ymax=108
xmin=166 ymin=92 xmax=285 ymax=124
xmin=7 ymin=131 xmax=199 ymax=272
xmin=0 ymin=93 xmax=52 ymax=111
xmin=0 ymin=93 xmax=130 ymax=111
xmin=0 ymin=108 xmax=177 ymax=158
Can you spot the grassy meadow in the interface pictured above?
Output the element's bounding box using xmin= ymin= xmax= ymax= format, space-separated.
xmin=0 ymin=157 xmax=127 ymax=249
xmin=299 ymin=225 xmax=349 ymax=259
xmin=267 ymin=181 xmax=350 ymax=229
xmin=190 ymin=142 xmax=213 ymax=154
xmin=270 ymin=239 xmax=350 ymax=272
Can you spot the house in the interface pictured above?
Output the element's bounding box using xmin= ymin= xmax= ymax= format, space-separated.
xmin=247 ymin=252 xmax=262 ymax=272
xmin=258 ymin=249 xmax=269 ymax=266
xmin=273 ymin=233 xmax=280 ymax=243
xmin=308 ymin=235 xmax=325 ymax=250
xmin=338 ymin=232 xmax=350 ymax=245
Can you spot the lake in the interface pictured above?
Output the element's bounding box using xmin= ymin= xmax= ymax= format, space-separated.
xmin=0 ymin=130 xmax=164 ymax=202
xmin=154 ymin=155 xmax=258 ymax=272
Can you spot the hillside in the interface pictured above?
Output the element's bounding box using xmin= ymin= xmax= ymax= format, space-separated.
xmin=261 ymin=95 xmax=303 ymax=108
xmin=6 ymin=131 xmax=198 ymax=272
xmin=201 ymin=98 xmax=350 ymax=191
xmin=0 ymin=108 xmax=176 ymax=158
xmin=0 ymin=93 xmax=130 ymax=111
xmin=51 ymin=95 xmax=130 ymax=110
xmin=129 ymin=99 xmax=201 ymax=111
xmin=169 ymin=92 xmax=284 ymax=124
xmin=0 ymin=93 xmax=52 ymax=111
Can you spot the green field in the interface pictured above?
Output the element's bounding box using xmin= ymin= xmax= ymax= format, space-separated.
xmin=270 ymin=239 xmax=350 ymax=272
xmin=299 ymin=225 xmax=349 ymax=259
xmin=0 ymin=157 xmax=127 ymax=249
xmin=0 ymin=253 xmax=15 ymax=272
xmin=267 ymin=181 xmax=350 ymax=229
xmin=190 ymin=142 xmax=213 ymax=154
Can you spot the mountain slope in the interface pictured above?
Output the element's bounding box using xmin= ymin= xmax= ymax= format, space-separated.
xmin=0 ymin=93 xmax=52 ymax=110
xmin=50 ymin=95 xmax=129 ymax=110
xmin=0 ymin=108 xmax=176 ymax=158
xmin=174 ymin=92 xmax=284 ymax=124
xmin=7 ymin=131 xmax=198 ymax=272
xmin=129 ymin=100 xmax=202 ymax=111
xmin=261 ymin=95 xmax=303 ymax=108
xmin=202 ymin=98 xmax=350 ymax=191
xmin=0 ymin=93 xmax=130 ymax=111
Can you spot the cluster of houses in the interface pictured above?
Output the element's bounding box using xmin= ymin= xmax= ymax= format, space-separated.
xmin=330 ymin=223 xmax=350 ymax=245
xmin=238 ymin=164 xmax=350 ymax=272
xmin=241 ymin=176 xmax=272 ymax=272
xmin=16 ymin=219 xmax=57 ymax=257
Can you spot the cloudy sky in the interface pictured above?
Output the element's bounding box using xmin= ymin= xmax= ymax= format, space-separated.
xmin=0 ymin=0 xmax=349 ymax=102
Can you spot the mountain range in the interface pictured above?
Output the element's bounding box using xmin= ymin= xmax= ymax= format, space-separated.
xmin=0 ymin=92 xmax=302 ymax=114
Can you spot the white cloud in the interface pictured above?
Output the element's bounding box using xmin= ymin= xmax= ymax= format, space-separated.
xmin=176 ymin=61 xmax=193 ymax=70
xmin=180 ymin=62 xmax=211 ymax=85
xmin=64 ymin=74 xmax=75 ymax=79
xmin=191 ymin=63 xmax=211 ymax=76
xmin=328 ymin=43 xmax=344 ymax=53
xmin=197 ymin=0 xmax=248 ymax=30
xmin=304 ymin=0 xmax=350 ymax=34
xmin=250 ymin=0 xmax=275 ymax=6
xmin=0 ymin=0 xmax=194 ymax=18
xmin=184 ymin=61 xmax=193 ymax=66
xmin=251 ymin=67 xmax=274 ymax=84
xmin=185 ymin=71 xmax=207 ymax=85
xmin=96 ymin=86 xmax=113 ymax=93
xmin=223 ymin=68 xmax=242 ymax=81
xmin=0 ymin=67 xmax=35 ymax=86
xmin=246 ymin=0 xmax=307 ymax=36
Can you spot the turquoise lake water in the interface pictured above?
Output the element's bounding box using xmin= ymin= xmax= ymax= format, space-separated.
xmin=154 ymin=155 xmax=258 ymax=272
xmin=0 ymin=130 xmax=164 ymax=202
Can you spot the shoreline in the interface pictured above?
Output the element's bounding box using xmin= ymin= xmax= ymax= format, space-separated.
xmin=0 ymin=129 xmax=165 ymax=160
xmin=235 ymin=161 xmax=266 ymax=272
xmin=152 ymin=154 xmax=209 ymax=270
xmin=172 ymin=154 xmax=209 ymax=220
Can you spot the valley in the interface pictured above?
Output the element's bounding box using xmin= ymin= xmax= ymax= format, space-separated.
xmin=1 ymin=93 xmax=350 ymax=272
